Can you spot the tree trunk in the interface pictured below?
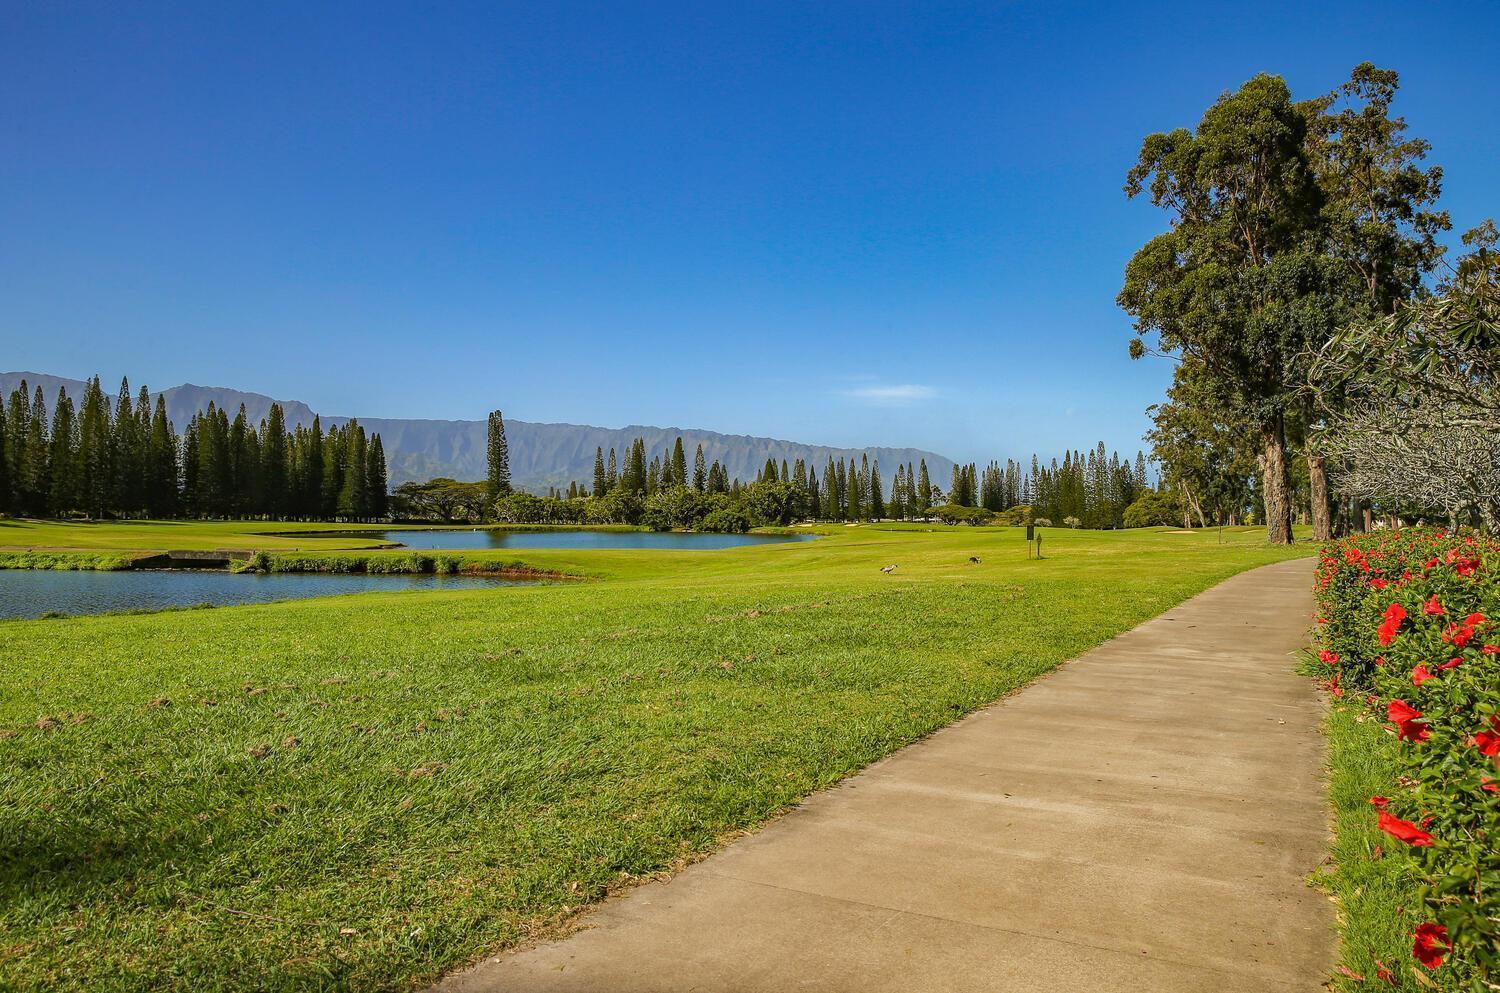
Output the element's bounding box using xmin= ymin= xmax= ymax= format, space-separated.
xmin=1307 ymin=450 xmax=1331 ymax=541
xmin=1180 ymin=483 xmax=1207 ymax=529
xmin=1260 ymin=416 xmax=1293 ymax=545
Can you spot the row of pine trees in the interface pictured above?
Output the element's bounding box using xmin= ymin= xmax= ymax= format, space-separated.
xmin=571 ymin=435 xmax=941 ymax=523
xmin=0 ymin=377 xmax=388 ymax=521
xmin=524 ymin=431 xmax=1155 ymax=527
xmin=944 ymin=447 xmax=1151 ymax=527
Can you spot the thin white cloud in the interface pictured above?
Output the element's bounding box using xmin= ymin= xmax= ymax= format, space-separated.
xmin=843 ymin=383 xmax=938 ymax=405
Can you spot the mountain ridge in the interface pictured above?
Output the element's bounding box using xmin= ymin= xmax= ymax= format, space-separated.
xmin=0 ymin=372 xmax=957 ymax=492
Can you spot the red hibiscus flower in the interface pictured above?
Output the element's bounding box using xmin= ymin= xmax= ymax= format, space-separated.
xmin=1411 ymin=665 xmax=1435 ymax=686
xmin=1475 ymin=716 xmax=1500 ymax=757
xmin=1443 ymin=623 xmax=1474 ymax=647
xmin=1371 ymin=577 xmax=1388 ymax=590
xmin=1319 ymin=649 xmax=1339 ymax=665
xmin=1378 ymin=810 xmax=1435 ymax=846
xmin=1438 ymin=657 xmax=1462 ymax=671
xmin=1388 ymin=699 xmax=1420 ymax=722
xmin=1413 ymin=922 xmax=1449 ymax=969
xmin=1464 ymin=612 xmax=1486 ymax=626
xmin=1388 ymin=700 xmax=1430 ymax=742
xmin=1422 ymin=595 xmax=1444 ymax=616
xmin=1481 ymin=778 xmax=1499 ymax=794
xmin=1368 ymin=795 xmax=1390 ymax=807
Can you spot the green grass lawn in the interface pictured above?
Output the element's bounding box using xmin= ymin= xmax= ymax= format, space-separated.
xmin=0 ymin=517 xmax=467 ymax=554
xmin=1318 ymin=696 xmax=1421 ymax=990
xmin=1 ymin=523 xmax=1310 ymax=991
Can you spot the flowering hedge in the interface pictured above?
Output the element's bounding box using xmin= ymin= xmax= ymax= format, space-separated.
xmin=1313 ymin=529 xmax=1498 ymax=988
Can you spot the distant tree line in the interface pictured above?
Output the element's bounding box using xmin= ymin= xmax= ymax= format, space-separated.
xmin=0 ymin=376 xmax=387 ymax=520
xmin=381 ymin=423 xmax=1158 ymax=532
xmin=939 ymin=448 xmax=1152 ymax=529
xmin=0 ymin=384 xmax=1167 ymax=532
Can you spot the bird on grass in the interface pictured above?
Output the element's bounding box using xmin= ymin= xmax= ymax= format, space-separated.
xmin=880 ymin=564 xmax=897 ymax=574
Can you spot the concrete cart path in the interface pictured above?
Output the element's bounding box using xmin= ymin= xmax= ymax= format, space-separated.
xmin=435 ymin=558 xmax=1333 ymax=993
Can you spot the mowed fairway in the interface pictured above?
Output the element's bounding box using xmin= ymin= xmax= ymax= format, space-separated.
xmin=1 ymin=525 xmax=1308 ymax=992
xmin=0 ymin=518 xmax=407 ymax=553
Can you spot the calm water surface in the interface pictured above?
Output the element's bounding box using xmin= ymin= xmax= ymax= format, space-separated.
xmin=0 ymin=570 xmax=534 ymax=621
xmin=377 ymin=529 xmax=817 ymax=550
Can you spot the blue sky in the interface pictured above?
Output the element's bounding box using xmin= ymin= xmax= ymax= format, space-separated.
xmin=3 ymin=1 xmax=1496 ymax=464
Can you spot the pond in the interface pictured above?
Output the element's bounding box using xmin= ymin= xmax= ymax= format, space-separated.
xmin=0 ymin=569 xmax=536 ymax=621
xmin=374 ymin=529 xmax=818 ymax=551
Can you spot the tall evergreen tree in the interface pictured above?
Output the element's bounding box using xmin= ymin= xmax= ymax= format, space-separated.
xmin=822 ymin=457 xmax=839 ymax=520
xmin=917 ymin=460 xmax=932 ymax=513
xmin=670 ymin=437 xmax=688 ymax=488
xmin=486 ymin=410 xmax=511 ymax=500
xmin=48 ymin=388 xmax=78 ymax=515
xmin=337 ymin=421 xmax=369 ymax=519
xmin=367 ymin=434 xmax=388 ymax=518
xmin=75 ymin=379 xmax=113 ymax=518
xmin=261 ymin=403 xmax=289 ymax=518
xmin=112 ymin=378 xmax=143 ymax=514
xmin=181 ymin=415 xmax=201 ymax=515
xmin=0 ymin=393 xmax=8 ymax=514
xmin=148 ymin=394 xmax=178 ymax=517
xmin=621 ymin=439 xmax=646 ymax=494
xmin=833 ymin=458 xmax=846 ymax=520
xmin=303 ymin=416 xmax=325 ymax=519
xmin=857 ymin=454 xmax=872 ymax=518
xmin=593 ymin=446 xmax=608 ymax=496
xmin=692 ymin=444 xmax=706 ymax=492
xmin=19 ymin=385 xmax=49 ymax=517
xmin=228 ymin=405 xmax=252 ymax=515
xmin=870 ymin=458 xmax=884 ymax=520
xmin=3 ymin=385 xmax=27 ymax=515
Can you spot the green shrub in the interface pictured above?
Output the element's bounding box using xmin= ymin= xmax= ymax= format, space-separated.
xmin=1311 ymin=529 xmax=1498 ymax=987
xmin=1123 ymin=490 xmax=1179 ymax=528
xmin=929 ymin=504 xmax=995 ymax=526
xmin=0 ymin=551 xmax=136 ymax=571
xmin=992 ymin=505 xmax=1030 ymax=527
xmin=699 ymin=508 xmax=750 ymax=533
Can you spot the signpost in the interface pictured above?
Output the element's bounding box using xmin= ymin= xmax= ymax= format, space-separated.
xmin=1025 ymin=524 xmax=1042 ymax=559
